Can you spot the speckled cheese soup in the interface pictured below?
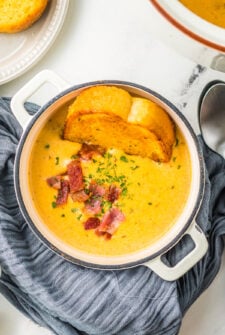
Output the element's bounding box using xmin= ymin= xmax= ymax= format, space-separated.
xmin=28 ymin=89 xmax=192 ymax=257
xmin=180 ymin=0 xmax=225 ymax=29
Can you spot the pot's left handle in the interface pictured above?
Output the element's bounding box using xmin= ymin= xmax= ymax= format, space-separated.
xmin=10 ymin=70 xmax=70 ymax=129
xmin=144 ymin=222 xmax=208 ymax=281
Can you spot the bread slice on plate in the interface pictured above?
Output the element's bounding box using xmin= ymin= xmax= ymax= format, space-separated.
xmin=0 ymin=0 xmax=48 ymax=33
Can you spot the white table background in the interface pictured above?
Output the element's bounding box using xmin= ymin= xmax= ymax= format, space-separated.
xmin=1 ymin=1 xmax=225 ymax=334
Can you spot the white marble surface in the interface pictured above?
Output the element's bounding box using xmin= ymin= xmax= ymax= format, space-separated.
xmin=1 ymin=0 xmax=225 ymax=334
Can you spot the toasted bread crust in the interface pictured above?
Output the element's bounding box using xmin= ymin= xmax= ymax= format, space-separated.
xmin=0 ymin=0 xmax=48 ymax=33
xmin=64 ymin=86 xmax=176 ymax=162
xmin=129 ymin=97 xmax=176 ymax=155
xmin=64 ymin=111 xmax=169 ymax=162
xmin=67 ymin=86 xmax=132 ymax=121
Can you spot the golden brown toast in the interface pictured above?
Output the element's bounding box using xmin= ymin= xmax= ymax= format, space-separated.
xmin=0 ymin=0 xmax=48 ymax=33
xmin=128 ymin=97 xmax=175 ymax=155
xmin=64 ymin=86 xmax=176 ymax=162
xmin=64 ymin=112 xmax=169 ymax=162
xmin=67 ymin=86 xmax=132 ymax=121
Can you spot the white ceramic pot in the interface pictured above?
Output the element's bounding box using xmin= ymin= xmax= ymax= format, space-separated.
xmin=11 ymin=70 xmax=208 ymax=281
xmin=149 ymin=0 xmax=225 ymax=71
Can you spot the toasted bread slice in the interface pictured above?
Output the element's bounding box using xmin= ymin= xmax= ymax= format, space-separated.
xmin=128 ymin=97 xmax=175 ymax=156
xmin=67 ymin=86 xmax=132 ymax=121
xmin=0 ymin=0 xmax=48 ymax=33
xmin=64 ymin=112 xmax=169 ymax=162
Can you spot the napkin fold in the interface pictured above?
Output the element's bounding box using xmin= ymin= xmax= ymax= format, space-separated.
xmin=1 ymin=97 xmax=225 ymax=335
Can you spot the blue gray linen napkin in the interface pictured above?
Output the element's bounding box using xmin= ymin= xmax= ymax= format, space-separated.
xmin=1 ymin=97 xmax=225 ymax=335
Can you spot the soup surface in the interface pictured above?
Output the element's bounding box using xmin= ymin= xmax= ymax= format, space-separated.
xmin=28 ymin=102 xmax=192 ymax=257
xmin=180 ymin=0 xmax=225 ymax=29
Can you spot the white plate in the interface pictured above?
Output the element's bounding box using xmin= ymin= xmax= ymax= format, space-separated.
xmin=0 ymin=0 xmax=69 ymax=85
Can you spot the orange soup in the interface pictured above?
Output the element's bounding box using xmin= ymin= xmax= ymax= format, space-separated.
xmin=28 ymin=103 xmax=192 ymax=256
xmin=180 ymin=0 xmax=225 ymax=29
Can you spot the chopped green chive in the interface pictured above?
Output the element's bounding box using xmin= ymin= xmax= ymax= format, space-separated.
xmin=148 ymin=202 xmax=152 ymax=206
xmin=77 ymin=214 xmax=82 ymax=220
xmin=177 ymin=165 xmax=181 ymax=169
xmin=61 ymin=214 xmax=65 ymax=217
xmin=71 ymin=208 xmax=78 ymax=213
xmin=122 ymin=188 xmax=128 ymax=196
xmin=172 ymin=157 xmax=177 ymax=162
xmin=71 ymin=154 xmax=78 ymax=159
xmin=175 ymin=138 xmax=179 ymax=147
xmin=44 ymin=144 xmax=50 ymax=149
xmin=120 ymin=155 xmax=129 ymax=162
xmin=52 ymin=201 xmax=57 ymax=208
xmin=131 ymin=165 xmax=139 ymax=170
xmin=55 ymin=156 xmax=60 ymax=165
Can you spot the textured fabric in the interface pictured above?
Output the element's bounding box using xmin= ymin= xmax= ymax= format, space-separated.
xmin=0 ymin=97 xmax=225 ymax=335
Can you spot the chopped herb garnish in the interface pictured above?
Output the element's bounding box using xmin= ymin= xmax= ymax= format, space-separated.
xmin=131 ymin=165 xmax=139 ymax=170
xmin=177 ymin=165 xmax=181 ymax=169
xmin=171 ymin=185 xmax=175 ymax=189
xmin=148 ymin=202 xmax=152 ymax=205
xmin=122 ymin=188 xmax=128 ymax=196
xmin=77 ymin=214 xmax=82 ymax=220
xmin=93 ymin=159 xmax=97 ymax=163
xmin=96 ymin=167 xmax=104 ymax=173
xmin=71 ymin=208 xmax=78 ymax=213
xmin=52 ymin=201 xmax=57 ymax=208
xmin=172 ymin=157 xmax=177 ymax=162
xmin=44 ymin=144 xmax=50 ymax=149
xmin=61 ymin=214 xmax=65 ymax=217
xmin=71 ymin=154 xmax=78 ymax=159
xmin=55 ymin=156 xmax=60 ymax=165
xmin=120 ymin=155 xmax=129 ymax=162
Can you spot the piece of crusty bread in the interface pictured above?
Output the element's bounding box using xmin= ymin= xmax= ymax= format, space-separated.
xmin=0 ymin=0 xmax=48 ymax=33
xmin=64 ymin=111 xmax=169 ymax=162
xmin=67 ymin=86 xmax=132 ymax=121
xmin=64 ymin=86 xmax=176 ymax=162
xmin=128 ymin=97 xmax=175 ymax=157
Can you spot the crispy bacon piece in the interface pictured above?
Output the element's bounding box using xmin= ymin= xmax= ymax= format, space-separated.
xmin=70 ymin=189 xmax=89 ymax=202
xmin=67 ymin=159 xmax=84 ymax=193
xmin=78 ymin=143 xmax=106 ymax=161
xmin=84 ymin=181 xmax=107 ymax=214
xmin=85 ymin=198 xmax=102 ymax=215
xmin=97 ymin=208 xmax=125 ymax=235
xmin=89 ymin=181 xmax=106 ymax=197
xmin=95 ymin=230 xmax=112 ymax=240
xmin=56 ymin=180 xmax=70 ymax=206
xmin=107 ymin=184 xmax=121 ymax=203
xmin=46 ymin=176 xmax=62 ymax=190
xmin=84 ymin=217 xmax=100 ymax=230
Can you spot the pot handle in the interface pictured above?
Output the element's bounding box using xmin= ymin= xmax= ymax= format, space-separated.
xmin=144 ymin=222 xmax=208 ymax=281
xmin=10 ymin=70 xmax=70 ymax=129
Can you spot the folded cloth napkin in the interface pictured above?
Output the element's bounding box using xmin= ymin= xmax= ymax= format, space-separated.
xmin=1 ymin=97 xmax=225 ymax=335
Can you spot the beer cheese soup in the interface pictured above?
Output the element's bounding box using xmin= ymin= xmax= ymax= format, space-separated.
xmin=28 ymin=104 xmax=192 ymax=256
xmin=180 ymin=0 xmax=225 ymax=29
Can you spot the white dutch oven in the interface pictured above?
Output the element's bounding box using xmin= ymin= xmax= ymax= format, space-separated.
xmin=11 ymin=70 xmax=208 ymax=281
xmin=149 ymin=0 xmax=225 ymax=71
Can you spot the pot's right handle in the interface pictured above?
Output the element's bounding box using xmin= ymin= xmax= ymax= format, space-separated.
xmin=144 ymin=222 xmax=208 ymax=281
xmin=10 ymin=70 xmax=70 ymax=129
